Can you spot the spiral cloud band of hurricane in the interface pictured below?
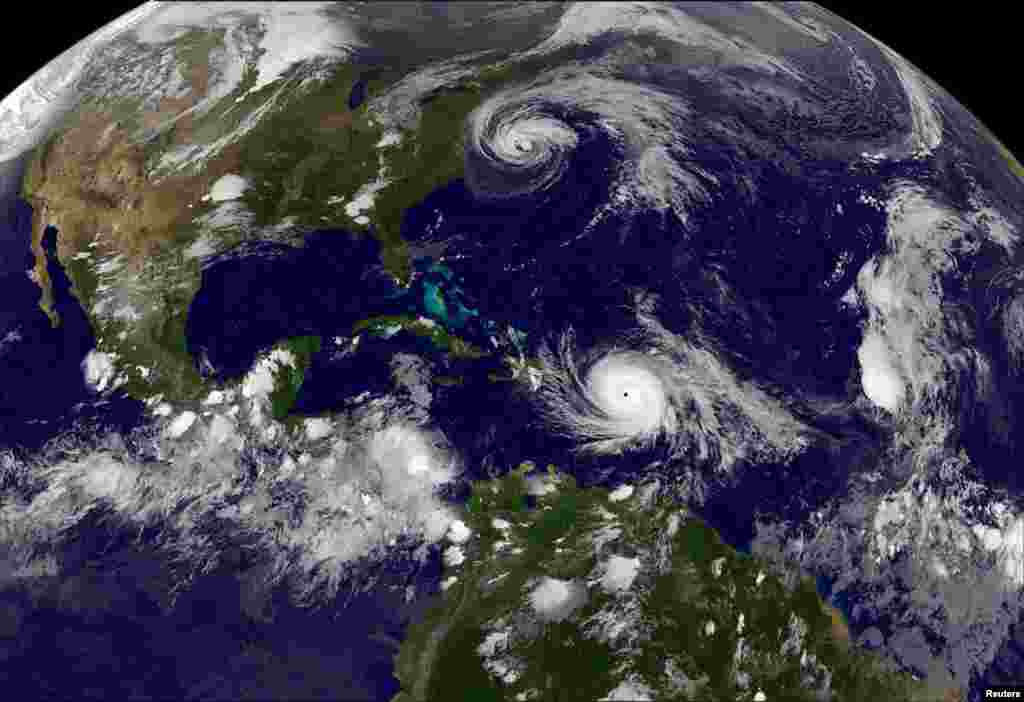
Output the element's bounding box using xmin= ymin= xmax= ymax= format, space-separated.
xmin=537 ymin=333 xmax=681 ymax=456
xmin=536 ymin=303 xmax=811 ymax=473
xmin=464 ymin=71 xmax=708 ymax=225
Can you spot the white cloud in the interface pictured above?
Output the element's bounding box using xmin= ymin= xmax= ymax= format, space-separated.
xmin=1 ymin=368 xmax=460 ymax=607
xmin=854 ymin=184 xmax=991 ymax=420
xmin=447 ymin=519 xmax=472 ymax=544
xmin=477 ymin=630 xmax=510 ymax=658
xmin=0 ymin=2 xmax=159 ymax=161
xmin=205 ymin=173 xmax=249 ymax=203
xmin=529 ymin=577 xmax=583 ymax=621
xmin=164 ymin=411 xmax=198 ymax=439
xmin=82 ymin=350 xmax=117 ymax=392
xmin=304 ymin=417 xmax=333 ymax=441
xmin=857 ymin=331 xmax=904 ymax=412
xmin=874 ymin=47 xmax=942 ymax=159
xmin=443 ymin=545 xmax=465 ymax=567
xmin=132 ymin=1 xmax=359 ymax=102
xmin=600 ymin=678 xmax=654 ymax=701
xmin=527 ymin=2 xmax=801 ymax=83
xmin=600 ymin=555 xmax=641 ymax=592
xmin=207 ymin=414 xmax=237 ymax=447
xmin=202 ymin=390 xmax=226 ymax=406
xmin=242 ymin=348 xmax=295 ymax=400
xmin=608 ymin=484 xmax=634 ymax=502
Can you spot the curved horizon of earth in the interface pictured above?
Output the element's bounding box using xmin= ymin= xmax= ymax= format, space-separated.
xmin=1 ymin=2 xmax=1024 ymax=701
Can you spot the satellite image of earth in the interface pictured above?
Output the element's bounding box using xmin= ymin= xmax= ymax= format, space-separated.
xmin=1 ymin=2 xmax=1023 ymax=700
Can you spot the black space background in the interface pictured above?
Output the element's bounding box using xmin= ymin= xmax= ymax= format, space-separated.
xmin=0 ymin=3 xmax=1018 ymax=157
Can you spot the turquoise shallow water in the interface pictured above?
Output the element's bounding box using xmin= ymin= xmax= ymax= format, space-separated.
xmin=185 ymin=232 xmax=506 ymax=385
xmin=421 ymin=279 xmax=447 ymax=321
xmin=416 ymin=260 xmax=483 ymax=331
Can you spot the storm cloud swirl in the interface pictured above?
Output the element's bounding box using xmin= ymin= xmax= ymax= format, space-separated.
xmin=538 ymin=331 xmax=681 ymax=456
xmin=465 ymin=96 xmax=582 ymax=199
xmin=535 ymin=298 xmax=812 ymax=478
xmin=464 ymin=72 xmax=712 ymax=226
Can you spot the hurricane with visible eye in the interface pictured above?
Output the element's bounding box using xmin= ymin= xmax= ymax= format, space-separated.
xmin=540 ymin=339 xmax=678 ymax=456
xmin=463 ymin=73 xmax=703 ymax=222
xmin=535 ymin=302 xmax=813 ymax=476
xmin=465 ymin=97 xmax=585 ymax=201
xmin=587 ymin=353 xmax=669 ymax=433
xmin=491 ymin=105 xmax=577 ymax=164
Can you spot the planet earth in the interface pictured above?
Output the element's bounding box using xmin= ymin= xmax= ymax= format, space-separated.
xmin=0 ymin=2 xmax=1023 ymax=700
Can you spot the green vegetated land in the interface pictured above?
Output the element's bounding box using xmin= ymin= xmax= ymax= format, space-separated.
xmin=17 ymin=43 xmax=565 ymax=406
xmin=100 ymin=248 xmax=209 ymax=404
xmin=237 ymin=51 xmax=565 ymax=285
xmin=268 ymin=335 xmax=322 ymax=421
xmin=353 ymin=314 xmax=487 ymax=360
xmin=16 ymin=28 xmax=276 ymax=406
xmin=393 ymin=464 xmax=941 ymax=702
xmin=994 ymin=137 xmax=1024 ymax=180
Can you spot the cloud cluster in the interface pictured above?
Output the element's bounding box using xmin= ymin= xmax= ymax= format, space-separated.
xmin=0 ymin=370 xmax=459 ymax=607
xmin=854 ymin=183 xmax=994 ymax=424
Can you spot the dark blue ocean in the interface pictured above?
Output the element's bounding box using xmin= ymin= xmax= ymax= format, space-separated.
xmin=0 ymin=202 xmax=144 ymax=455
xmin=0 ymin=113 xmax=1009 ymax=696
xmin=0 ymin=511 xmax=441 ymax=701
xmin=0 ymin=206 xmax=439 ymax=701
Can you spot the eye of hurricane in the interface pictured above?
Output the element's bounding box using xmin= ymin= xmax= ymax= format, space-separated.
xmin=464 ymin=74 xmax=704 ymax=220
xmin=466 ymin=96 xmax=586 ymax=200
xmin=538 ymin=330 xmax=680 ymax=456
xmin=490 ymin=111 xmax=576 ymax=168
xmin=587 ymin=354 xmax=670 ymax=439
